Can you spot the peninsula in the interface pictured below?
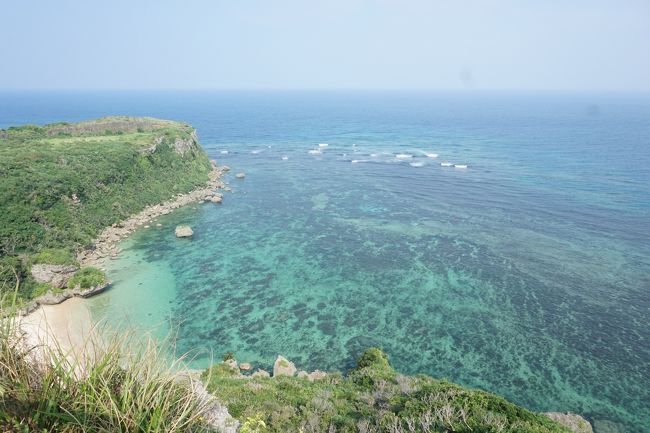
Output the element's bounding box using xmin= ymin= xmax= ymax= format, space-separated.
xmin=0 ymin=116 xmax=224 ymax=310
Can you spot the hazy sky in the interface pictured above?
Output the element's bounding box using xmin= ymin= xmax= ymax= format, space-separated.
xmin=2 ymin=0 xmax=649 ymax=91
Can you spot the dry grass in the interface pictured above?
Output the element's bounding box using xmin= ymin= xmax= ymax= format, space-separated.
xmin=0 ymin=287 xmax=217 ymax=433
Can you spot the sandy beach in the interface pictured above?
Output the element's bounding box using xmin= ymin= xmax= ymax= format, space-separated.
xmin=19 ymin=297 xmax=95 ymax=368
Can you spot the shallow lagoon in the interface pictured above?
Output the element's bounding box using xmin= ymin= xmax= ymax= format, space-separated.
xmin=2 ymin=91 xmax=649 ymax=431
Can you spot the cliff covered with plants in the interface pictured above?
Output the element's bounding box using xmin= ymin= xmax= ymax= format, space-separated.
xmin=0 ymin=116 xmax=211 ymax=303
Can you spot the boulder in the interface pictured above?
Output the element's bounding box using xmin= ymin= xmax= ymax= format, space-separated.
xmin=273 ymin=355 xmax=296 ymax=377
xmin=544 ymin=413 xmax=593 ymax=433
xmin=35 ymin=291 xmax=70 ymax=305
xmin=239 ymin=362 xmax=252 ymax=371
xmin=222 ymin=165 xmax=230 ymax=172
xmin=296 ymin=370 xmax=309 ymax=379
xmin=235 ymin=172 xmax=246 ymax=179
xmin=307 ymin=370 xmax=328 ymax=381
xmin=175 ymin=225 xmax=193 ymax=238
xmin=251 ymin=369 xmax=270 ymax=378
xmin=210 ymin=195 xmax=222 ymax=204
xmin=30 ymin=264 xmax=78 ymax=289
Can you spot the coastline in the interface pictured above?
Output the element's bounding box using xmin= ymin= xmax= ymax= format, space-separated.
xmin=78 ymin=162 xmax=229 ymax=269
xmin=20 ymin=161 xmax=230 ymax=354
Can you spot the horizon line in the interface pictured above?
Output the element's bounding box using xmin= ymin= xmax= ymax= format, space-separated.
xmin=1 ymin=88 xmax=649 ymax=95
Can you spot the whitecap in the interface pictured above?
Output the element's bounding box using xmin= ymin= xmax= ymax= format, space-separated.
xmin=396 ymin=153 xmax=413 ymax=159
xmin=409 ymin=162 xmax=424 ymax=167
xmin=251 ymin=149 xmax=262 ymax=154
xmin=370 ymin=153 xmax=378 ymax=157
xmin=220 ymin=150 xmax=229 ymax=154
xmin=308 ymin=149 xmax=322 ymax=155
xmin=281 ymin=156 xmax=289 ymax=160
xmin=318 ymin=143 xmax=329 ymax=147
xmin=454 ymin=164 xmax=468 ymax=169
xmin=425 ymin=153 xmax=438 ymax=158
xmin=440 ymin=162 xmax=453 ymax=167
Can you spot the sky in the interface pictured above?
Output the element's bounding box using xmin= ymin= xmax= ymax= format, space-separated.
xmin=1 ymin=0 xmax=649 ymax=91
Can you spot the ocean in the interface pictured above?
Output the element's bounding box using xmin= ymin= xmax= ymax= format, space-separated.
xmin=1 ymin=91 xmax=649 ymax=432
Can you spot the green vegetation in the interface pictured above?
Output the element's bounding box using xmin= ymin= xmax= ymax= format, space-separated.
xmin=0 ymin=295 xmax=216 ymax=432
xmin=67 ymin=266 xmax=106 ymax=289
xmin=204 ymin=349 xmax=571 ymax=433
xmin=31 ymin=248 xmax=78 ymax=266
xmin=0 ymin=116 xmax=211 ymax=302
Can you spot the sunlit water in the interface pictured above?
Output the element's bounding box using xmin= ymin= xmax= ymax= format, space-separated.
xmin=2 ymin=91 xmax=649 ymax=432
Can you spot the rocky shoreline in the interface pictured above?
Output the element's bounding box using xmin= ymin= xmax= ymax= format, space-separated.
xmin=20 ymin=161 xmax=230 ymax=316
xmin=78 ymin=162 xmax=229 ymax=268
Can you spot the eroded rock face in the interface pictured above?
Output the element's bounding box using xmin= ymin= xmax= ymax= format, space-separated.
xmin=273 ymin=355 xmax=297 ymax=377
xmin=175 ymin=225 xmax=194 ymax=238
xmin=30 ymin=264 xmax=78 ymax=289
xmin=175 ymin=371 xmax=239 ymax=433
xmin=544 ymin=412 xmax=593 ymax=433
xmin=173 ymin=136 xmax=195 ymax=155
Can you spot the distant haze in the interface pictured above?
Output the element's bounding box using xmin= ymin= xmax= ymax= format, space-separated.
xmin=2 ymin=0 xmax=649 ymax=91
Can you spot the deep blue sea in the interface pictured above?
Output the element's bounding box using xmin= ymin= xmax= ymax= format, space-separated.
xmin=1 ymin=91 xmax=649 ymax=432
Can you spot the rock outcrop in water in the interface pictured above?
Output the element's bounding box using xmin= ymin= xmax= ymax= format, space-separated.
xmin=175 ymin=225 xmax=194 ymax=238
xmin=273 ymin=355 xmax=297 ymax=377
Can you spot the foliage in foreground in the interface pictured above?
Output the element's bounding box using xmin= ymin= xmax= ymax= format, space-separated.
xmin=0 ymin=299 xmax=215 ymax=432
xmin=204 ymin=348 xmax=571 ymax=433
xmin=0 ymin=116 xmax=212 ymax=302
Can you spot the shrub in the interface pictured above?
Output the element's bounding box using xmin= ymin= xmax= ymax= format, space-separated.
xmin=31 ymin=282 xmax=52 ymax=298
xmin=355 ymin=347 xmax=390 ymax=369
xmin=67 ymin=267 xmax=106 ymax=289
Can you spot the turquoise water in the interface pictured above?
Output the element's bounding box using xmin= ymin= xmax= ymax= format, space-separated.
xmin=2 ymin=91 xmax=649 ymax=432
